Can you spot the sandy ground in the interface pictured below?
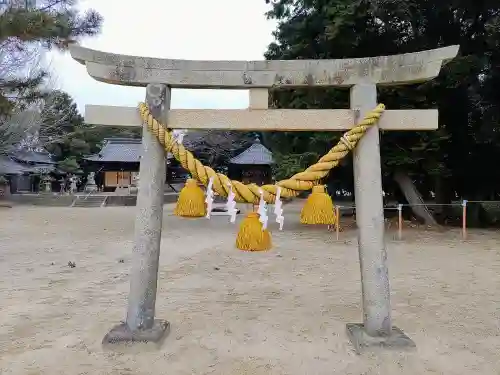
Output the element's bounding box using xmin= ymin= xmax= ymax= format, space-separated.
xmin=1 ymin=203 xmax=500 ymax=375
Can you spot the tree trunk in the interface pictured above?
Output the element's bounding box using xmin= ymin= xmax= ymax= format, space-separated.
xmin=434 ymin=175 xmax=453 ymax=224
xmin=466 ymin=192 xmax=491 ymax=228
xmin=394 ymin=170 xmax=438 ymax=226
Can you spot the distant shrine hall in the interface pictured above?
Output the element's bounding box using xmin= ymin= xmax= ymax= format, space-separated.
xmin=84 ymin=136 xmax=274 ymax=192
xmin=228 ymin=137 xmax=274 ymax=186
xmin=84 ymin=138 xmax=182 ymax=191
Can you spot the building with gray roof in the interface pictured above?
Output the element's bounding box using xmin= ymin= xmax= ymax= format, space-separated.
xmin=0 ymin=149 xmax=57 ymax=193
xmin=228 ymin=137 xmax=274 ymax=185
xmin=83 ymin=138 xmax=183 ymax=192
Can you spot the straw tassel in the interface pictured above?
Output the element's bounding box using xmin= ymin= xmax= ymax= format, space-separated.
xmin=174 ymin=178 xmax=206 ymax=217
xmin=236 ymin=212 xmax=272 ymax=251
xmin=300 ymin=185 xmax=336 ymax=225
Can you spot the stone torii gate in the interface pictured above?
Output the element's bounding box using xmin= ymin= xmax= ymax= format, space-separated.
xmin=70 ymin=44 xmax=459 ymax=352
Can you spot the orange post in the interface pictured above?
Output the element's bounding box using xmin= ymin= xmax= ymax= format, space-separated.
xmin=397 ymin=204 xmax=403 ymax=240
xmin=462 ymin=200 xmax=467 ymax=240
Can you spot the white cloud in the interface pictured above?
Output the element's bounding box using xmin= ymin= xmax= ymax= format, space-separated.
xmin=46 ymin=0 xmax=277 ymax=114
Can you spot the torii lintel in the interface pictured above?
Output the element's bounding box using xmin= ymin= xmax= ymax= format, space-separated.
xmin=69 ymin=44 xmax=459 ymax=89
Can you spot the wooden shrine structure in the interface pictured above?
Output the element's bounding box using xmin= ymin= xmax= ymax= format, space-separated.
xmin=228 ymin=136 xmax=274 ymax=185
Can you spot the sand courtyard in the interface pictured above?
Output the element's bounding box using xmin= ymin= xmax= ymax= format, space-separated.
xmin=0 ymin=203 xmax=499 ymax=374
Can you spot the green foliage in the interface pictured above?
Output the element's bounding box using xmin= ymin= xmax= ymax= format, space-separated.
xmin=0 ymin=0 xmax=102 ymax=119
xmin=264 ymin=0 xmax=500 ymax=202
xmin=38 ymin=90 xmax=141 ymax=172
xmin=272 ymin=151 xmax=318 ymax=180
xmin=57 ymin=156 xmax=81 ymax=174
xmin=39 ymin=90 xmax=86 ymax=166
xmin=0 ymin=4 xmax=101 ymax=48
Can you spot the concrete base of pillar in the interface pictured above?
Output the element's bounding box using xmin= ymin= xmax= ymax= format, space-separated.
xmin=346 ymin=323 xmax=415 ymax=354
xmin=102 ymin=320 xmax=170 ymax=350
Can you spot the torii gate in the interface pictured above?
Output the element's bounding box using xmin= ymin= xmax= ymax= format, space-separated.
xmin=70 ymin=44 xmax=459 ymax=353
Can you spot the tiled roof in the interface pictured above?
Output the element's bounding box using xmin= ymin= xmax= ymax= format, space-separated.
xmin=0 ymin=155 xmax=55 ymax=175
xmin=85 ymin=138 xmax=142 ymax=162
xmin=229 ymin=137 xmax=274 ymax=165
xmin=9 ymin=149 xmax=55 ymax=164
xmin=0 ymin=155 xmax=27 ymax=175
xmin=28 ymin=164 xmax=56 ymax=174
xmin=84 ymin=138 xmax=175 ymax=162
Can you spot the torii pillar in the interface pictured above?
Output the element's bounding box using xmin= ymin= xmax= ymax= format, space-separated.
xmin=70 ymin=44 xmax=459 ymax=352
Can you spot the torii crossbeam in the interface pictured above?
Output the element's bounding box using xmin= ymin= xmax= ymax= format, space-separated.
xmin=70 ymin=43 xmax=459 ymax=353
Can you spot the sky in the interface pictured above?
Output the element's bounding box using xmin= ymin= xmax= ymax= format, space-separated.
xmin=47 ymin=0 xmax=277 ymax=114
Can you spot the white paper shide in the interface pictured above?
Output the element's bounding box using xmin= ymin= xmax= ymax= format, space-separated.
xmin=274 ymin=186 xmax=284 ymax=230
xmin=176 ymin=132 xmax=185 ymax=145
xmin=257 ymin=188 xmax=268 ymax=230
xmin=205 ymin=177 xmax=214 ymax=218
xmin=226 ymin=183 xmax=237 ymax=223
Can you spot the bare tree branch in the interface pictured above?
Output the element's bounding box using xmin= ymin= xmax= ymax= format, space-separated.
xmin=0 ymin=87 xmax=83 ymax=154
xmin=0 ymin=0 xmax=103 ymax=157
xmin=185 ymin=130 xmax=254 ymax=168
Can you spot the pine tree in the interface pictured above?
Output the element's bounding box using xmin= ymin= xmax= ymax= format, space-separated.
xmin=0 ymin=0 xmax=102 ymax=118
xmin=263 ymin=0 xmax=500 ymax=225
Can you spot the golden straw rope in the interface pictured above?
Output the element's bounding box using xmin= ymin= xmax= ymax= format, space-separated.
xmin=138 ymin=103 xmax=385 ymax=204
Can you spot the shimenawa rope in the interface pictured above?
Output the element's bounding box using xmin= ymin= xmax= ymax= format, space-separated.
xmin=138 ymin=102 xmax=385 ymax=204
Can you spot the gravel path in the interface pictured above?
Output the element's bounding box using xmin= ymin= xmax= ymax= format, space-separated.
xmin=0 ymin=204 xmax=499 ymax=374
